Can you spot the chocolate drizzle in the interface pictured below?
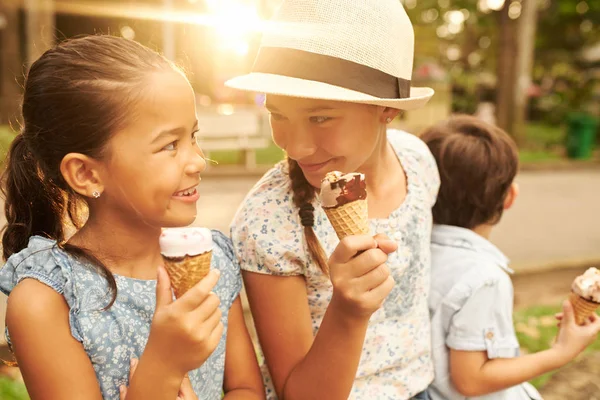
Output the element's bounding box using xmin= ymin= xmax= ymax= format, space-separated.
xmin=330 ymin=174 xmax=367 ymax=207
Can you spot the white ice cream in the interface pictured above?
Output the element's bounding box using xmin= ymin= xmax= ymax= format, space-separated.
xmin=159 ymin=227 xmax=213 ymax=258
xmin=572 ymin=267 xmax=600 ymax=303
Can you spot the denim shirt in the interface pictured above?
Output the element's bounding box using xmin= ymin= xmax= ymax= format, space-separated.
xmin=428 ymin=225 xmax=542 ymax=400
xmin=0 ymin=231 xmax=242 ymax=400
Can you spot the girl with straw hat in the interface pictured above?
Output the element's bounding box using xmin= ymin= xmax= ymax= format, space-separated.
xmin=229 ymin=1 xmax=439 ymax=399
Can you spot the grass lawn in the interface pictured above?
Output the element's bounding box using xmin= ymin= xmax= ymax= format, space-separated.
xmin=518 ymin=123 xmax=568 ymax=163
xmin=0 ymin=377 xmax=28 ymax=400
xmin=208 ymin=142 xmax=284 ymax=166
xmin=519 ymin=150 xmax=564 ymax=163
xmin=514 ymin=304 xmax=600 ymax=389
xmin=524 ymin=123 xmax=565 ymax=150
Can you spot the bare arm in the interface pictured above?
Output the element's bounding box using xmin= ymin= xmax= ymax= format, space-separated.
xmin=242 ymin=234 xmax=396 ymax=400
xmin=243 ymin=272 xmax=369 ymax=400
xmin=7 ymin=279 xmax=103 ymax=400
xmin=125 ymin=268 xmax=223 ymax=399
xmin=223 ymin=296 xmax=265 ymax=399
xmin=450 ymin=301 xmax=600 ymax=397
xmin=9 ymin=279 xmax=186 ymax=400
xmin=450 ymin=349 xmax=564 ymax=396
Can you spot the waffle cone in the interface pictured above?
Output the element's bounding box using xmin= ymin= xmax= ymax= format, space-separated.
xmin=569 ymin=292 xmax=600 ymax=325
xmin=324 ymin=199 xmax=369 ymax=240
xmin=163 ymin=251 xmax=212 ymax=298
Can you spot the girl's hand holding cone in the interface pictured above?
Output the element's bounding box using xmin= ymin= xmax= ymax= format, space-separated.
xmin=126 ymin=265 xmax=222 ymax=396
xmin=328 ymin=234 xmax=397 ymax=320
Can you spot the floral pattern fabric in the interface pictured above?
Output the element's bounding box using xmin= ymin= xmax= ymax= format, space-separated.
xmin=231 ymin=130 xmax=441 ymax=399
xmin=0 ymin=231 xmax=242 ymax=400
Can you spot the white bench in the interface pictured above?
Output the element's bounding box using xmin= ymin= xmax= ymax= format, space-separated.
xmin=196 ymin=106 xmax=271 ymax=169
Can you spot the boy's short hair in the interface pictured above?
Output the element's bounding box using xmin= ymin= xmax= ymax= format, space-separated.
xmin=420 ymin=115 xmax=519 ymax=229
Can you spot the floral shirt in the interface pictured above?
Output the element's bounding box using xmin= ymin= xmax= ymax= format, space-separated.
xmin=0 ymin=231 xmax=242 ymax=400
xmin=231 ymin=130 xmax=440 ymax=399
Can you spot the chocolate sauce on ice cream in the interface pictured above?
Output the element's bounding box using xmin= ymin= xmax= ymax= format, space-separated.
xmin=320 ymin=171 xmax=367 ymax=208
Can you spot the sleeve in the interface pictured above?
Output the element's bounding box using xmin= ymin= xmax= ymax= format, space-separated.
xmin=211 ymin=230 xmax=243 ymax=307
xmin=391 ymin=130 xmax=440 ymax=207
xmin=445 ymin=271 xmax=519 ymax=359
xmin=0 ymin=236 xmax=84 ymax=343
xmin=230 ymin=165 xmax=307 ymax=277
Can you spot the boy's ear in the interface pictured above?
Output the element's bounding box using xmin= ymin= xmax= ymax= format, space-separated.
xmin=60 ymin=153 xmax=105 ymax=199
xmin=503 ymin=182 xmax=519 ymax=210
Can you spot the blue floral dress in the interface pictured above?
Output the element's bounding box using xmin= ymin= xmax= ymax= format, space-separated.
xmin=0 ymin=230 xmax=242 ymax=400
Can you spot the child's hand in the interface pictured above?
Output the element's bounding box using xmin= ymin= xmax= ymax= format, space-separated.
xmin=552 ymin=300 xmax=600 ymax=365
xmin=328 ymin=234 xmax=397 ymax=319
xmin=145 ymin=266 xmax=223 ymax=375
xmin=119 ymin=358 xmax=198 ymax=400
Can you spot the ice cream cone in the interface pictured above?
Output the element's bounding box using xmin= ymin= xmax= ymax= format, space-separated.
xmin=164 ymin=251 xmax=212 ymax=298
xmin=160 ymin=227 xmax=213 ymax=298
xmin=569 ymin=292 xmax=600 ymax=325
xmin=320 ymin=171 xmax=369 ymax=240
xmin=570 ymin=267 xmax=600 ymax=325
xmin=323 ymin=199 xmax=369 ymax=240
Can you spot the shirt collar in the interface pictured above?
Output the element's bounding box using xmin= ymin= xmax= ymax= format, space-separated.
xmin=431 ymin=224 xmax=513 ymax=274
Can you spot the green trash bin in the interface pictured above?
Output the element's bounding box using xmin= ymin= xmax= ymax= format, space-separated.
xmin=566 ymin=113 xmax=598 ymax=160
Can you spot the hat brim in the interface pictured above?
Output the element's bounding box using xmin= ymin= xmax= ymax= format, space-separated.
xmin=225 ymin=73 xmax=434 ymax=111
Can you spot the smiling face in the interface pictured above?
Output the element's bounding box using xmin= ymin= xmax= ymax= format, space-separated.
xmin=99 ymin=71 xmax=206 ymax=227
xmin=265 ymin=95 xmax=390 ymax=188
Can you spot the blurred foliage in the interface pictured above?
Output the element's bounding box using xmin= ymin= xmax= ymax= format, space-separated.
xmin=0 ymin=126 xmax=16 ymax=162
xmin=0 ymin=377 xmax=29 ymax=400
xmin=404 ymin=0 xmax=600 ymax=124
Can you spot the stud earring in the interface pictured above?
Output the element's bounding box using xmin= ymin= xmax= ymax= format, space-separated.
xmin=386 ymin=117 xmax=392 ymax=123
xmin=92 ymin=191 xmax=101 ymax=199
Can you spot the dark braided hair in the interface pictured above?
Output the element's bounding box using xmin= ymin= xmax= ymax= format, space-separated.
xmin=287 ymin=157 xmax=329 ymax=274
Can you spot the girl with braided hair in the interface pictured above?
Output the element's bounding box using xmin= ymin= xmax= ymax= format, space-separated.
xmin=228 ymin=1 xmax=440 ymax=399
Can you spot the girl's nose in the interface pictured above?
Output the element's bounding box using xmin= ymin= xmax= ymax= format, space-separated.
xmin=280 ymin=130 xmax=317 ymax=161
xmin=186 ymin=146 xmax=207 ymax=175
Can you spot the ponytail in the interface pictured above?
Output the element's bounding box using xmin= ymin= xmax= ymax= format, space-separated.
xmin=287 ymin=157 xmax=329 ymax=274
xmin=1 ymin=132 xmax=117 ymax=308
xmin=1 ymin=133 xmax=65 ymax=259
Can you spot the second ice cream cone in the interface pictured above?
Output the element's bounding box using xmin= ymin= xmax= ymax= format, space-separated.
xmin=569 ymin=292 xmax=600 ymax=325
xmin=570 ymin=267 xmax=600 ymax=325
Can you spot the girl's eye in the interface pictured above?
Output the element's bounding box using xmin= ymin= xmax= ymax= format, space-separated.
xmin=310 ymin=116 xmax=331 ymax=124
xmin=191 ymin=130 xmax=200 ymax=146
xmin=162 ymin=141 xmax=178 ymax=151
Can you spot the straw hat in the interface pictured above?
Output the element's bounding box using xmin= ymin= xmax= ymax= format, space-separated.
xmin=225 ymin=0 xmax=434 ymax=110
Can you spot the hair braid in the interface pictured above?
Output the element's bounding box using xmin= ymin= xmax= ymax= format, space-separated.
xmin=287 ymin=157 xmax=329 ymax=274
